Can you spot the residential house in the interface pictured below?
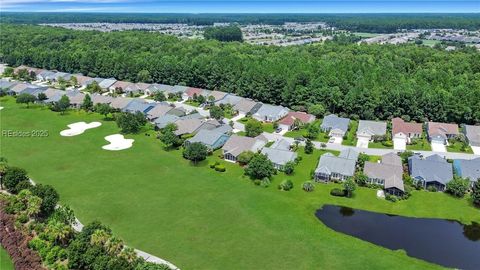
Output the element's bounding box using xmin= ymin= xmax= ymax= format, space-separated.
xmin=364 ymin=153 xmax=404 ymax=196
xmin=278 ymin=111 xmax=315 ymax=131
xmin=14 ymin=65 xmax=42 ymax=76
xmin=207 ymin=90 xmax=228 ymax=103
xmin=357 ymin=120 xmax=387 ymax=141
xmin=125 ymin=82 xmax=151 ymax=95
xmin=121 ymin=100 xmax=155 ymax=115
xmin=43 ymin=88 xmax=63 ymax=101
xmin=314 ymin=148 xmax=359 ymax=182
xmin=185 ymin=129 xmax=231 ymax=150
xmin=174 ymin=118 xmax=204 ymax=136
xmin=71 ymin=74 xmax=93 ymax=87
xmin=182 ymin=87 xmax=205 ymax=101
xmin=154 ymin=114 xmax=180 ymax=130
xmin=36 ymin=70 xmax=56 ymax=81
xmin=391 ymin=117 xmax=423 ymax=150
xmin=109 ymin=81 xmax=133 ymax=93
xmin=169 ymin=85 xmax=189 ymax=97
xmin=90 ymin=94 xmax=114 ymax=105
xmin=222 ymin=135 xmax=268 ymax=162
xmin=66 ymin=91 xmax=86 ymax=109
xmin=261 ymin=139 xmax=297 ymax=170
xmin=146 ymin=104 xmax=176 ymax=121
xmin=98 ymin=78 xmax=117 ymax=90
xmin=252 ymin=104 xmax=289 ymax=122
xmin=453 ymin=158 xmax=480 ymax=186
xmin=211 ymin=124 xmax=233 ymax=135
xmin=233 ymin=98 xmax=261 ymax=116
xmin=427 ymin=122 xmax=459 ymax=144
xmin=320 ymin=114 xmax=350 ymax=140
xmin=10 ymin=83 xmax=33 ymax=95
xmin=463 ymin=125 xmax=480 ymax=147
xmin=110 ymin=97 xmax=133 ymax=110
xmin=215 ymin=94 xmax=243 ymax=107
xmin=145 ymin=84 xmax=174 ymax=96
xmin=408 ymin=154 xmax=453 ymax=191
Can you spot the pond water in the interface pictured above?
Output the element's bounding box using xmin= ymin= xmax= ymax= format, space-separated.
xmin=315 ymin=205 xmax=480 ymax=270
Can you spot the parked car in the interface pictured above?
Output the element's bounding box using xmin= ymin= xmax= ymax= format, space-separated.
xmin=275 ymin=127 xmax=282 ymax=133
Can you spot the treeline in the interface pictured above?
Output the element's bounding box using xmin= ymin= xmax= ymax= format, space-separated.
xmin=2 ymin=12 xmax=480 ymax=32
xmin=1 ymin=24 xmax=479 ymax=124
xmin=204 ymin=26 xmax=243 ymax=42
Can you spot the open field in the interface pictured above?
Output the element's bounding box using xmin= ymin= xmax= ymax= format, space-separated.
xmin=353 ymin=32 xmax=382 ymax=38
xmin=1 ymin=97 xmax=479 ymax=269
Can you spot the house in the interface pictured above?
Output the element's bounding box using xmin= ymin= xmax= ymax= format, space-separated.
xmin=36 ymin=70 xmax=56 ymax=81
xmin=98 ymin=78 xmax=117 ymax=90
xmin=125 ymin=83 xmax=151 ymax=95
xmin=364 ymin=153 xmax=404 ymax=196
xmin=10 ymin=83 xmax=33 ymax=95
xmin=222 ymin=135 xmax=268 ymax=162
xmin=110 ymin=97 xmax=133 ymax=110
xmin=391 ymin=117 xmax=423 ymax=150
xmin=145 ymin=84 xmax=174 ymax=96
xmin=169 ymin=85 xmax=189 ymax=97
xmin=174 ymin=118 xmax=204 ymax=136
xmin=146 ymin=104 xmax=176 ymax=121
xmin=66 ymin=91 xmax=86 ymax=109
xmin=154 ymin=114 xmax=180 ymax=129
xmin=252 ymin=104 xmax=289 ymax=122
xmin=408 ymin=154 xmax=453 ymax=191
xmin=427 ymin=122 xmax=459 ymax=144
xmin=90 ymin=94 xmax=113 ymax=105
xmin=321 ymin=114 xmax=350 ymax=142
xmin=215 ymin=94 xmax=243 ymax=107
xmin=211 ymin=124 xmax=233 ymax=135
xmin=182 ymin=87 xmax=205 ymax=101
xmin=208 ymin=90 xmax=228 ymax=103
xmin=43 ymin=88 xmax=63 ymax=100
xmin=278 ymin=111 xmax=315 ymax=131
xmin=260 ymin=139 xmax=297 ymax=170
xmin=463 ymin=125 xmax=480 ymax=147
xmin=185 ymin=129 xmax=230 ymax=150
xmin=121 ymin=100 xmax=155 ymax=115
xmin=0 ymin=79 xmax=17 ymax=93
xmin=71 ymin=74 xmax=93 ymax=87
xmin=357 ymin=120 xmax=387 ymax=141
xmin=233 ymin=98 xmax=261 ymax=116
xmin=20 ymin=87 xmax=47 ymax=97
xmin=453 ymin=158 xmax=480 ymax=186
xmin=14 ymin=65 xmax=41 ymax=76
xmin=109 ymin=81 xmax=133 ymax=93
xmin=314 ymin=148 xmax=359 ymax=182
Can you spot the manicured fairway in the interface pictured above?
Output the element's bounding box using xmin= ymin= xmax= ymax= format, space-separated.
xmin=0 ymin=246 xmax=14 ymax=270
xmin=1 ymin=97 xmax=479 ymax=270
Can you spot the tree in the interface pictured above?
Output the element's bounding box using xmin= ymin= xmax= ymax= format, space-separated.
xmin=54 ymin=95 xmax=70 ymax=114
xmin=37 ymin=92 xmax=47 ymax=101
xmin=0 ymin=157 xmax=8 ymax=189
xmin=3 ymin=67 xmax=14 ymax=77
xmin=30 ymin=184 xmax=59 ymax=217
xmin=183 ymin=142 xmax=208 ymax=164
xmin=209 ymin=105 xmax=224 ymax=120
xmin=94 ymin=103 xmax=112 ymax=119
xmin=3 ymin=166 xmax=29 ymax=193
xmin=86 ymin=81 xmax=102 ymax=93
xmin=137 ymin=70 xmax=151 ymax=82
xmin=45 ymin=219 xmax=72 ymax=246
xmin=237 ymin=151 xmax=254 ymax=165
xmin=16 ymin=189 xmax=42 ymax=217
xmin=81 ymin=94 xmax=93 ymax=112
xmin=354 ymin=172 xmax=369 ymax=187
xmin=245 ymin=153 xmax=275 ymax=180
xmin=471 ymin=181 xmax=480 ymax=206
xmin=115 ymin=112 xmax=146 ymax=134
xmin=158 ymin=123 xmax=181 ymax=149
xmin=343 ymin=178 xmax=356 ymax=198
xmin=305 ymin=123 xmax=319 ymax=139
xmin=16 ymin=93 xmax=36 ymax=107
xmin=153 ymin=91 xmax=166 ymax=102
xmin=357 ymin=153 xmax=370 ymax=169
xmin=304 ymin=139 xmax=314 ymax=154
xmin=308 ymin=104 xmax=325 ymax=118
xmin=278 ymin=179 xmax=293 ymax=191
xmin=245 ymin=118 xmax=263 ymax=137
xmin=71 ymin=76 xmax=78 ymax=86
xmin=283 ymin=161 xmax=295 ymax=175
xmin=204 ymin=26 xmax=243 ymax=42
xmin=446 ymin=176 xmax=470 ymax=198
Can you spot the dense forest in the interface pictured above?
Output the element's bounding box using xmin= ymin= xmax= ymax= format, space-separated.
xmin=204 ymin=26 xmax=243 ymax=42
xmin=1 ymin=24 xmax=479 ymax=124
xmin=2 ymin=13 xmax=480 ymax=32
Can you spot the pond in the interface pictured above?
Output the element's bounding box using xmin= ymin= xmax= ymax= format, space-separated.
xmin=315 ymin=205 xmax=480 ymax=270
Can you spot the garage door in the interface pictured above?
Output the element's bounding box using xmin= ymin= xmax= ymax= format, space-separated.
xmin=393 ymin=137 xmax=406 ymax=151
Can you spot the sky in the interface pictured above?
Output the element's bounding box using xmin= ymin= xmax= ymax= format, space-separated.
xmin=1 ymin=0 xmax=479 ymax=13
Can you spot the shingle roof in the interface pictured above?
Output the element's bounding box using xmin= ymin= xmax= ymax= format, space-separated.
xmin=98 ymin=78 xmax=117 ymax=89
xmin=209 ymin=90 xmax=228 ymax=101
xmin=111 ymin=81 xmax=133 ymax=90
xmin=464 ymin=125 xmax=480 ymax=147
xmin=321 ymin=114 xmax=350 ymax=134
xmin=270 ymin=139 xmax=291 ymax=151
xmin=253 ymin=104 xmax=289 ymax=119
xmin=174 ymin=118 xmax=204 ymax=135
xmin=364 ymin=153 xmax=404 ymax=191
xmin=222 ymin=135 xmax=267 ymax=157
xmin=215 ymin=94 xmax=243 ymax=106
xmin=147 ymin=104 xmax=173 ymax=119
xmin=154 ymin=114 xmax=180 ymax=129
xmin=278 ymin=111 xmax=315 ymax=127
xmin=408 ymin=154 xmax=453 ymax=185
xmin=110 ymin=97 xmax=133 ymax=109
xmin=233 ymin=98 xmax=259 ymax=114
xmin=187 ymin=129 xmax=229 ymax=148
xmin=454 ymin=158 xmax=480 ymax=182
xmin=90 ymin=94 xmax=114 ymax=105
xmin=171 ymin=85 xmax=189 ymax=94
xmin=392 ymin=117 xmax=423 ymax=136
xmin=315 ymin=152 xmax=357 ymax=177
xmin=427 ymin=122 xmax=459 ymax=139
xmin=261 ymin=147 xmax=297 ymax=166
xmin=122 ymin=100 xmax=155 ymax=114
xmin=357 ymin=120 xmax=387 ymax=136
xmin=148 ymin=84 xmax=174 ymax=93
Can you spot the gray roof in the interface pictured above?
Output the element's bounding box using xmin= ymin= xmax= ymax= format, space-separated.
xmin=315 ymin=151 xmax=357 ymax=177
xmin=122 ymin=100 xmax=155 ymax=114
xmin=464 ymin=125 xmax=480 ymax=147
xmin=215 ymin=94 xmax=243 ymax=106
xmin=110 ymin=97 xmax=133 ymax=110
xmin=233 ymin=98 xmax=260 ymax=114
xmin=98 ymin=78 xmax=117 ymax=89
xmin=270 ymin=139 xmax=291 ymax=151
xmin=21 ymin=87 xmax=47 ymax=96
xmin=408 ymin=154 xmax=453 ymax=185
xmin=90 ymin=94 xmax=114 ymax=105
xmin=357 ymin=120 xmax=387 ymax=137
xmin=261 ymin=147 xmax=297 ymax=166
xmin=147 ymin=104 xmax=174 ymax=119
xmin=187 ymin=129 xmax=229 ymax=148
xmin=253 ymin=104 xmax=289 ymax=119
xmin=180 ymin=113 xmax=203 ymax=120
xmin=364 ymin=153 xmax=404 ymax=191
xmin=0 ymin=79 xmax=16 ymax=89
xmin=174 ymin=118 xmax=204 ymax=135
xmin=211 ymin=124 xmax=233 ymax=134
xmin=454 ymin=158 xmax=480 ymax=182
xmin=147 ymin=84 xmax=174 ymax=93
xmin=321 ymin=114 xmax=350 ymax=134
xmin=222 ymin=135 xmax=267 ymax=157
xmin=171 ymin=85 xmax=189 ymax=94
xmin=338 ymin=148 xmax=359 ymax=161
xmin=154 ymin=114 xmax=180 ymax=129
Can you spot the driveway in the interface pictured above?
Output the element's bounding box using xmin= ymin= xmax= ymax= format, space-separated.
xmin=356 ymin=137 xmax=369 ymax=148
xmin=328 ymin=136 xmax=343 ymax=144
xmin=431 ymin=141 xmax=447 ymax=152
xmin=472 ymin=146 xmax=480 ymax=156
xmin=393 ymin=137 xmax=406 ymax=151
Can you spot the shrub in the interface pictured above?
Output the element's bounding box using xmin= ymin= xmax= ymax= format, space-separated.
xmin=214 ymin=164 xmax=226 ymax=172
xmin=330 ymin=188 xmax=346 ymax=197
xmin=283 ymin=161 xmax=295 ymax=175
xmin=260 ymin=178 xmax=271 ymax=188
xmin=209 ymin=162 xmax=218 ymax=169
xmin=302 ymin=181 xmax=315 ymax=192
xmin=446 ymin=176 xmax=470 ymax=198
xmin=427 ymin=185 xmax=438 ymax=192
xmin=253 ymin=179 xmax=261 ymax=186
xmin=278 ymin=179 xmax=293 ymax=191
xmin=386 ymin=194 xmax=398 ymax=202
xmin=17 ymin=214 xmax=29 ymax=223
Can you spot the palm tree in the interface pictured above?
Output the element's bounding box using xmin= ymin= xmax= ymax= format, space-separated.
xmin=90 ymin=229 xmax=110 ymax=247
xmin=105 ymin=236 xmax=124 ymax=256
xmin=46 ymin=220 xmax=72 ymax=246
xmin=119 ymin=246 xmax=137 ymax=262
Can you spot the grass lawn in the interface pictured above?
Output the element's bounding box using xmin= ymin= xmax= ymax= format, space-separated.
xmin=407 ymin=137 xmax=432 ymax=151
xmin=342 ymin=120 xmax=358 ymax=146
xmin=353 ymin=32 xmax=382 ymax=38
xmin=262 ymin=122 xmax=275 ymax=133
xmin=368 ymin=141 xmax=393 ymax=149
xmin=421 ymin=39 xmax=441 ymax=47
xmin=2 ymin=97 xmax=479 ymax=270
xmin=284 ymin=120 xmax=329 ymax=142
xmin=0 ymin=246 xmax=14 ymax=270
xmin=447 ymin=141 xmax=474 ymax=154
xmin=184 ymin=100 xmax=200 ymax=107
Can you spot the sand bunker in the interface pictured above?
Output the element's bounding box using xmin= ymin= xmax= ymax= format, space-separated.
xmin=0 ymin=106 xmax=4 ymax=110
xmin=102 ymin=134 xmax=134 ymax=151
xmin=60 ymin=122 xmax=102 ymax=137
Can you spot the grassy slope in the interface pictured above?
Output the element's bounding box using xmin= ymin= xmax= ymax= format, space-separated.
xmin=1 ymin=97 xmax=479 ymax=270
xmin=0 ymin=246 xmax=14 ymax=270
